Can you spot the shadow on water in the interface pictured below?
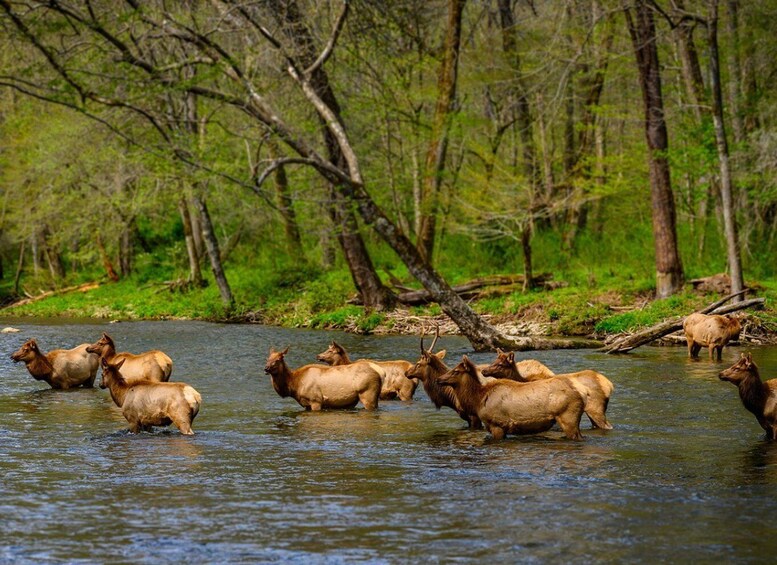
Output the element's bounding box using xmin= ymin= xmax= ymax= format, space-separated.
xmin=2 ymin=320 xmax=777 ymax=562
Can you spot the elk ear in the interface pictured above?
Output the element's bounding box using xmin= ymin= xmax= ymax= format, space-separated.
xmin=29 ymin=339 xmax=39 ymax=351
xmin=281 ymin=346 xmax=290 ymax=356
xmin=114 ymin=358 xmax=125 ymax=370
xmin=435 ymin=349 xmax=447 ymax=360
xmin=496 ymin=348 xmax=505 ymax=355
xmin=507 ymin=352 xmax=515 ymax=363
xmin=101 ymin=358 xmax=110 ymax=369
xmin=745 ymin=352 xmax=753 ymax=363
xmin=332 ymin=341 xmax=344 ymax=352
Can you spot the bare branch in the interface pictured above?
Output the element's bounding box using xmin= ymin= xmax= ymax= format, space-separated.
xmin=305 ymin=0 xmax=349 ymax=76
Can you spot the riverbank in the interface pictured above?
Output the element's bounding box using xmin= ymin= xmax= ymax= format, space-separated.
xmin=2 ymin=269 xmax=775 ymax=345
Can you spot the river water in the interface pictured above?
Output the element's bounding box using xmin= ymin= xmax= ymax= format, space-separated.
xmin=1 ymin=319 xmax=776 ymax=563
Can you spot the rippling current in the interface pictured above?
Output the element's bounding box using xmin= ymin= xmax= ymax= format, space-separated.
xmin=1 ymin=319 xmax=777 ymax=563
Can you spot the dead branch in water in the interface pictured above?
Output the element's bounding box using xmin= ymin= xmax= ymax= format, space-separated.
xmin=600 ymin=290 xmax=763 ymax=354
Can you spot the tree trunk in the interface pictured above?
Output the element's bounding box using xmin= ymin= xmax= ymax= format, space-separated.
xmin=707 ymin=0 xmax=744 ymax=301
xmin=41 ymin=225 xmax=65 ymax=280
xmin=118 ymin=222 xmax=133 ymax=278
xmin=270 ymin=151 xmax=304 ymax=258
xmin=178 ymin=196 xmax=203 ymax=287
xmin=95 ymin=232 xmax=119 ymax=282
xmin=416 ymin=0 xmax=466 ymax=264
xmin=498 ymin=0 xmax=538 ymax=290
xmin=674 ymin=0 xmax=707 ymax=122
xmin=724 ymin=0 xmax=745 ymax=144
xmin=192 ymin=195 xmax=234 ymax=307
xmin=270 ymin=0 xmax=395 ymax=310
xmin=626 ymin=1 xmax=684 ymax=298
xmin=13 ymin=240 xmax=24 ymax=295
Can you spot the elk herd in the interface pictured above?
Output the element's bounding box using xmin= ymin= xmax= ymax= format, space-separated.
xmin=6 ymin=312 xmax=777 ymax=442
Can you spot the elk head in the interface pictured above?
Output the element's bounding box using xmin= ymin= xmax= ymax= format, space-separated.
xmin=264 ymin=346 xmax=290 ymax=375
xmin=719 ymin=352 xmax=756 ymax=385
xmin=316 ymin=341 xmax=346 ymax=365
xmin=437 ymin=355 xmax=478 ymax=387
xmin=481 ymin=350 xmax=516 ymax=378
xmin=99 ymin=357 xmax=125 ymax=389
xmin=86 ymin=333 xmax=114 ymax=356
xmin=10 ymin=339 xmax=39 ymax=363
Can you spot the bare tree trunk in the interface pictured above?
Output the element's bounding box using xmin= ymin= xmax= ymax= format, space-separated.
xmin=41 ymin=225 xmax=65 ymax=280
xmin=13 ymin=240 xmax=24 ymax=295
xmin=707 ymin=0 xmax=744 ymax=301
xmin=724 ymin=0 xmax=745 ymax=144
xmin=674 ymin=0 xmax=707 ymax=122
xmin=270 ymin=0 xmax=395 ymax=310
xmin=498 ymin=0 xmax=538 ymax=289
xmin=416 ymin=0 xmax=466 ymax=264
xmin=118 ymin=222 xmax=133 ymax=278
xmin=626 ymin=1 xmax=684 ymax=298
xmin=267 ymin=139 xmax=304 ymax=257
xmin=95 ymin=232 xmax=119 ymax=283
xmin=192 ymin=195 xmax=233 ymax=307
xmin=178 ymin=197 xmax=203 ymax=286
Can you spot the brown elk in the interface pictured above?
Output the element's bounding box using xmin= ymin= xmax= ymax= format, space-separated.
xmin=719 ymin=353 xmax=777 ymax=440
xmin=86 ymin=332 xmax=173 ymax=383
xmin=99 ymin=358 xmax=201 ymax=435
xmin=683 ymin=312 xmax=741 ymax=361
xmin=482 ymin=350 xmax=614 ymax=429
xmin=10 ymin=338 xmax=99 ymax=389
xmin=438 ymin=355 xmax=586 ymax=441
xmin=316 ymin=341 xmax=417 ymax=401
xmin=404 ymin=330 xmax=482 ymax=429
xmin=264 ymin=347 xmax=381 ymax=410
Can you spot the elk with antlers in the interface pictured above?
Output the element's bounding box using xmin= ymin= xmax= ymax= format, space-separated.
xmin=405 ymin=328 xmax=482 ymax=429
xmin=10 ymin=338 xmax=99 ymax=390
xmin=264 ymin=347 xmax=381 ymax=410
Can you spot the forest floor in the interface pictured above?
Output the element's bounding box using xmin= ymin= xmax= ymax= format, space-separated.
xmin=2 ymin=269 xmax=776 ymax=347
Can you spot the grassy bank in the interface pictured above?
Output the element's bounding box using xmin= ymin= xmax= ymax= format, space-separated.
xmin=2 ymin=262 xmax=775 ymax=340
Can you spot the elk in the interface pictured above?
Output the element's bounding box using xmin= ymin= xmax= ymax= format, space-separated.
xmin=482 ymin=350 xmax=614 ymax=429
xmin=316 ymin=341 xmax=417 ymax=401
xmin=438 ymin=356 xmax=586 ymax=441
xmin=264 ymin=347 xmax=381 ymax=410
xmin=480 ymin=349 xmax=555 ymax=381
xmin=86 ymin=332 xmax=172 ymax=383
xmin=683 ymin=312 xmax=741 ymax=361
xmin=719 ymin=353 xmax=777 ymax=440
xmin=10 ymin=338 xmax=99 ymax=390
xmin=99 ymin=358 xmax=201 ymax=435
xmin=405 ymin=330 xmax=482 ymax=429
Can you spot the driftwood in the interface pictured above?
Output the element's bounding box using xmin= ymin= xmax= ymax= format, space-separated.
xmin=352 ymin=273 xmax=558 ymax=306
xmin=503 ymin=336 xmax=603 ymax=351
xmin=1 ymin=281 xmax=101 ymax=309
xmin=600 ymin=290 xmax=763 ymax=354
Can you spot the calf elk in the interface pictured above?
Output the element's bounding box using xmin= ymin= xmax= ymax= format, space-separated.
xmin=100 ymin=358 xmax=201 ymax=435
xmin=719 ymin=353 xmax=777 ymax=440
xmin=264 ymin=347 xmax=381 ymax=410
xmin=316 ymin=341 xmax=417 ymax=401
xmin=482 ymin=350 xmax=614 ymax=429
xmin=439 ymin=356 xmax=585 ymax=441
xmin=683 ymin=313 xmax=741 ymax=361
xmin=10 ymin=338 xmax=98 ymax=389
xmin=86 ymin=332 xmax=173 ymax=383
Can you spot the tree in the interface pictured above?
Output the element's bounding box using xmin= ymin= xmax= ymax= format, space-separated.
xmin=625 ymin=0 xmax=684 ymax=298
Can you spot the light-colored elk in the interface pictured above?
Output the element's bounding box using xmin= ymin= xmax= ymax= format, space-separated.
xmin=264 ymin=347 xmax=381 ymax=410
xmin=683 ymin=312 xmax=741 ymax=361
xmin=10 ymin=338 xmax=98 ymax=390
xmin=438 ymin=355 xmax=586 ymax=441
xmin=719 ymin=353 xmax=777 ymax=440
xmin=86 ymin=332 xmax=172 ymax=383
xmin=482 ymin=350 xmax=614 ymax=429
xmin=405 ymin=329 xmax=481 ymax=429
xmin=99 ymin=358 xmax=201 ymax=435
xmin=316 ymin=341 xmax=417 ymax=401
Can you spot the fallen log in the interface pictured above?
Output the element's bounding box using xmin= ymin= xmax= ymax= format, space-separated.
xmin=1 ymin=281 xmax=101 ymax=309
xmin=600 ymin=290 xmax=763 ymax=354
xmin=502 ymin=336 xmax=603 ymax=351
xmin=350 ymin=273 xmax=556 ymax=306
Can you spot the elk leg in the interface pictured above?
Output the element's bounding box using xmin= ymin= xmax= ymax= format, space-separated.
xmin=488 ymin=426 xmax=506 ymax=440
xmin=128 ymin=422 xmax=142 ymax=434
xmin=586 ymin=408 xmax=613 ymax=430
xmin=359 ymin=391 xmax=379 ymax=411
xmin=557 ymin=412 xmax=584 ymax=440
xmin=175 ymin=419 xmax=195 ymax=435
xmin=468 ymin=415 xmax=483 ymax=430
xmin=687 ymin=338 xmax=695 ymax=358
xmin=308 ymin=402 xmax=322 ymax=411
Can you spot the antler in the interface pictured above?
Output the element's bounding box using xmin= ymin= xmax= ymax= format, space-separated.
xmin=420 ymin=325 xmax=427 ymax=354
xmin=429 ymin=324 xmax=440 ymax=353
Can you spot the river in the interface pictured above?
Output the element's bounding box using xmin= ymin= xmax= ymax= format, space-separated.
xmin=1 ymin=319 xmax=776 ymax=563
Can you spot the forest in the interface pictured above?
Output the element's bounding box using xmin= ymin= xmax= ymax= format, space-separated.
xmin=0 ymin=0 xmax=775 ymax=349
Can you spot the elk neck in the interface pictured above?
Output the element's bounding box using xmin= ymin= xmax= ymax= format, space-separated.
xmin=738 ymin=367 xmax=769 ymax=417
xmin=24 ymin=351 xmax=55 ymax=383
